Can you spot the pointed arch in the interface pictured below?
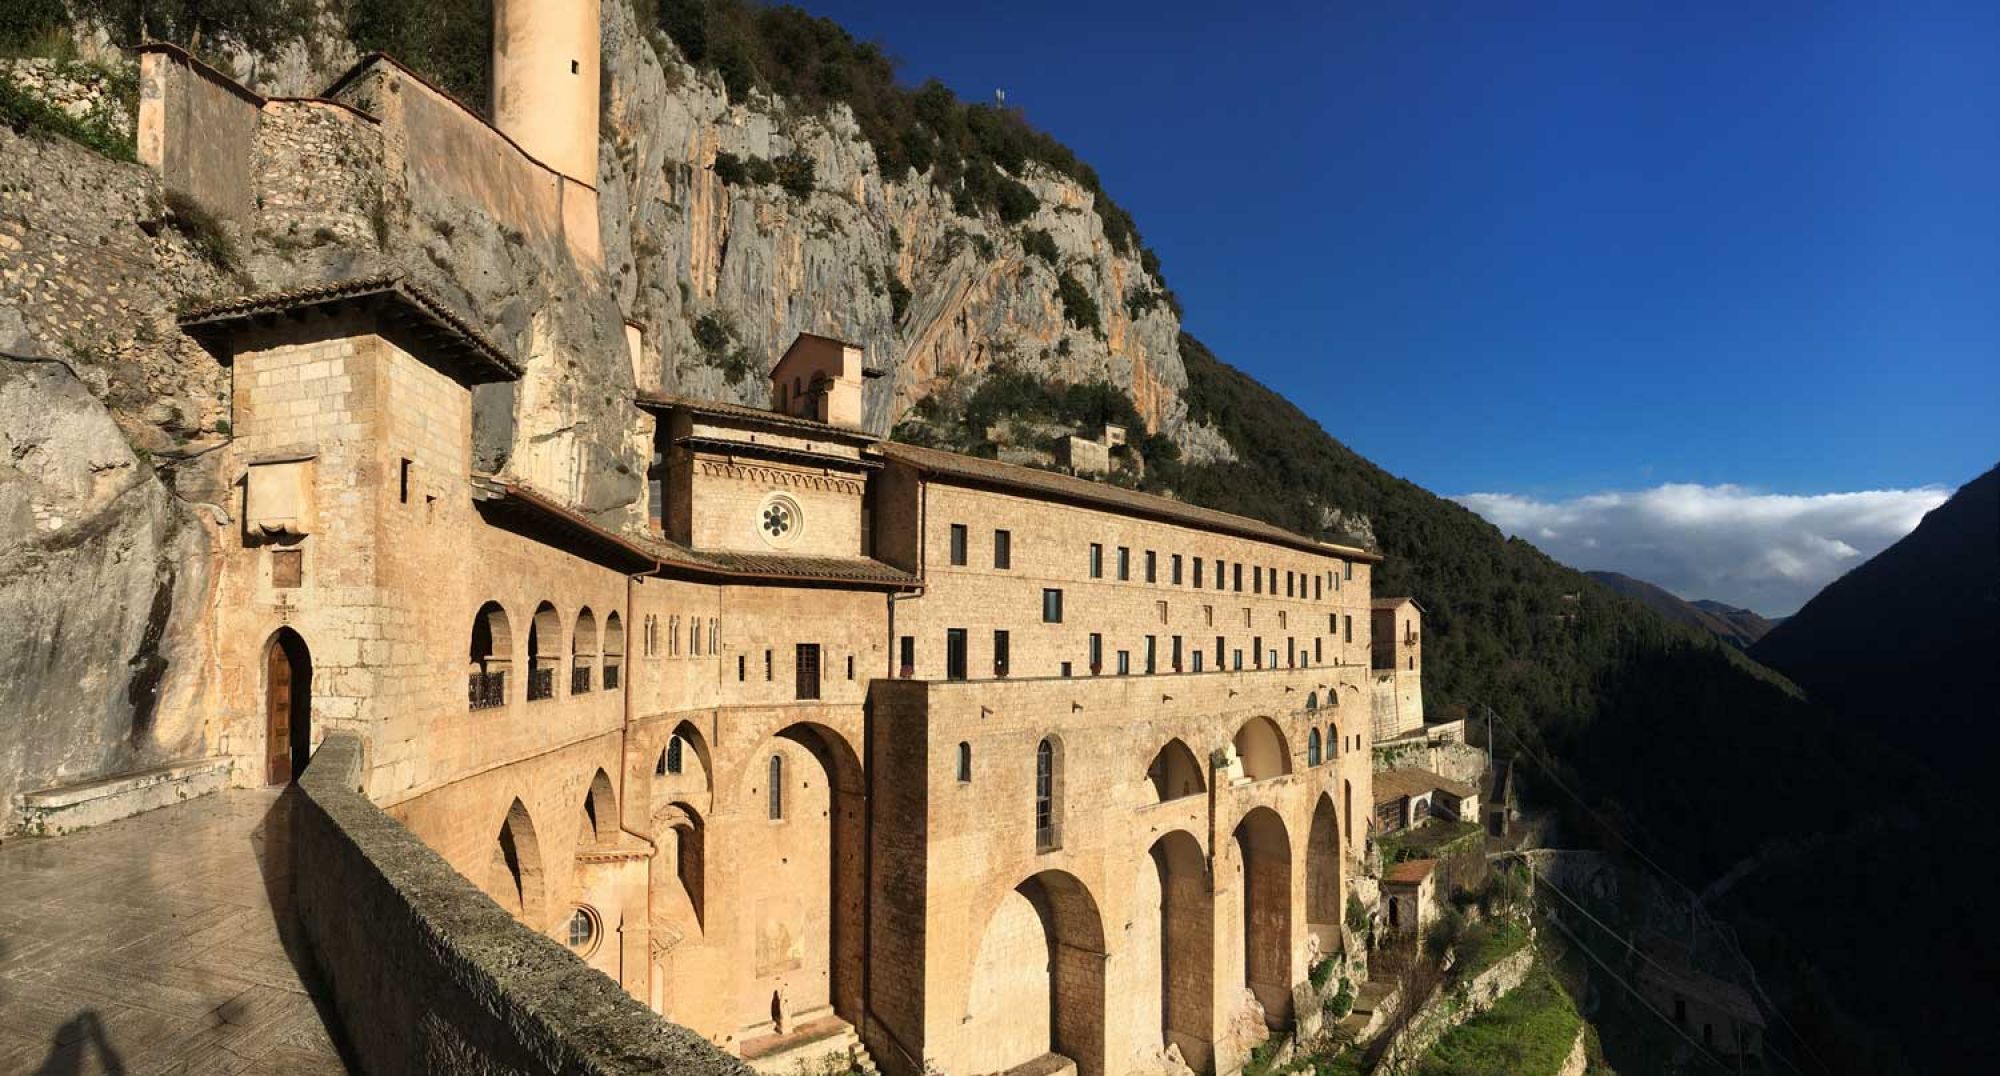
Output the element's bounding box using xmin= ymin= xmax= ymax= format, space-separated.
xmin=654 ymin=800 xmax=706 ymax=929
xmin=263 ymin=627 xmax=312 ymax=785
xmin=1145 ymin=737 xmax=1206 ymax=802
xmin=490 ymin=798 xmax=545 ymax=926
xmin=582 ymin=768 xmax=618 ymax=846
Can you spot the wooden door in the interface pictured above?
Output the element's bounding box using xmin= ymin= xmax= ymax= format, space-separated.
xmin=266 ymin=640 xmax=292 ymax=785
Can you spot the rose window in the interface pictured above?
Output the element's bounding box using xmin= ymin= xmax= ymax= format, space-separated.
xmin=763 ymin=503 xmax=794 ymax=537
xmin=758 ymin=494 xmax=804 ymax=548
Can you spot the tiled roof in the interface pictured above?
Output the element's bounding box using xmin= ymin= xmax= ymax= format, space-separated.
xmin=179 ymin=273 xmax=520 ymax=383
xmin=1373 ymin=768 xmax=1477 ymax=804
xmin=1372 ymin=596 xmax=1422 ymax=610
xmin=1383 ymin=858 xmax=1438 ymax=885
xmin=471 ymin=474 xmax=917 ymax=588
xmin=634 ymin=392 xmax=878 ymax=443
xmin=874 ymin=441 xmax=1381 ymax=561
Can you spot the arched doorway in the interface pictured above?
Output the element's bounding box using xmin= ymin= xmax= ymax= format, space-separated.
xmin=1234 ymin=806 xmax=1293 ymax=1026
xmin=264 ymin=628 xmax=311 ymax=785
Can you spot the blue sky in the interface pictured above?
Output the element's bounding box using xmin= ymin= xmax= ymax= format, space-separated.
xmin=805 ymin=0 xmax=1997 ymax=610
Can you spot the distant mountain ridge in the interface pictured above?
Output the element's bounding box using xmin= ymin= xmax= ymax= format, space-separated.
xmin=1751 ymin=463 xmax=2000 ymax=791
xmin=1586 ymin=571 xmax=1776 ymax=648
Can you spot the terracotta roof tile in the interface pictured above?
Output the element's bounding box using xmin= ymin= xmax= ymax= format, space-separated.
xmin=1373 ymin=768 xmax=1476 ymax=804
xmin=634 ymin=392 xmax=878 ymax=443
xmin=1383 ymin=858 xmax=1438 ymax=884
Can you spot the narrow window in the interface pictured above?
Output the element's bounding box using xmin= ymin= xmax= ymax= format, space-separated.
xmin=1315 ymin=576 xmax=1323 ymax=601
xmin=949 ymin=523 xmax=968 ymax=566
xmin=993 ymin=630 xmax=1010 ymax=678
xmin=1345 ymin=562 xmax=1354 ymax=581
xmin=956 ymin=742 xmax=972 ymax=783
xmin=1042 ymin=588 xmax=1064 ymax=623
xmin=399 ymin=458 xmax=412 ymax=504
xmin=737 ymin=654 xmax=746 ymax=681
xmin=1144 ymin=550 xmax=1157 ymax=583
xmin=1253 ymin=636 xmax=1263 ymax=668
xmin=1089 ymin=633 xmax=1103 ymax=673
xmin=1233 ymin=648 xmax=1243 ymax=670
xmin=1145 ymin=635 xmax=1157 ymax=674
xmin=1157 ymin=600 xmax=1169 ymax=624
xmin=1171 ymin=635 xmax=1183 ymax=671
xmin=1171 ymin=554 xmax=1183 ymax=585
xmin=1308 ymin=729 xmax=1322 ymax=766
xmin=1117 ymin=546 xmax=1130 ymax=581
xmin=899 ymin=635 xmax=915 ymax=677
xmin=666 ymin=736 xmax=683 ymax=774
xmin=847 ymin=654 xmax=855 ymax=680
xmin=1315 ymin=637 xmax=1324 ymax=664
xmin=1116 ymin=650 xmax=1131 ymax=676
xmin=1253 ymin=566 xmax=1262 ymax=595
xmin=1193 ymin=557 xmax=1204 ymax=588
xmin=764 ymin=649 xmax=773 ymax=681
xmin=1288 ymin=637 xmax=1297 ymax=667
xmin=1344 ymin=615 xmax=1353 ymax=643
xmin=1193 ymin=651 xmax=1204 ymax=672
xmin=1035 ymin=738 xmax=1060 ymax=851
xmin=946 ymin=629 xmax=968 ymax=681
xmin=767 ymin=755 xmax=784 ymax=820
xmin=1233 ymin=563 xmax=1243 ymax=592
xmin=710 ymin=617 xmax=719 ymax=654
xmin=994 ymin=529 xmax=1012 ymax=569
xmin=1089 ymin=543 xmax=1104 ymax=579
xmin=1279 ymin=610 xmax=1288 ymax=629
xmin=1204 ymin=604 xmax=1214 ymax=626
xmin=1215 ymin=635 xmax=1225 ymax=667
xmin=795 ymin=644 xmax=820 ymax=699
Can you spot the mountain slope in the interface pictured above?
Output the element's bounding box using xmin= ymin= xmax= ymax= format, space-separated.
xmin=1586 ymin=571 xmax=1774 ymax=648
xmin=1751 ymin=463 xmax=2000 ymax=789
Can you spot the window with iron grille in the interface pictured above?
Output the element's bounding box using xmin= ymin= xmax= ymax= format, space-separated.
xmin=795 ymin=644 xmax=820 ymax=700
xmin=1035 ymin=738 xmax=1060 ymax=851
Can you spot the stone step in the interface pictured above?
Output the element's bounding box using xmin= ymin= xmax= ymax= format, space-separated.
xmin=742 ymin=1016 xmax=878 ymax=1075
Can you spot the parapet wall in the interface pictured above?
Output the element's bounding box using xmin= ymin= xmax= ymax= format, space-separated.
xmin=293 ymin=732 xmax=749 ymax=1076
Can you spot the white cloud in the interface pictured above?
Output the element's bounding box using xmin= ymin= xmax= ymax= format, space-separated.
xmin=1452 ymin=483 xmax=1951 ymax=616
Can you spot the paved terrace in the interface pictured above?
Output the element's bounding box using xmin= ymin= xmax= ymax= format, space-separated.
xmin=0 ymin=789 xmax=350 ymax=1074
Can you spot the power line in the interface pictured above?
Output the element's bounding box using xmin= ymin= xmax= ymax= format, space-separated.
xmin=1541 ymin=911 xmax=1745 ymax=1075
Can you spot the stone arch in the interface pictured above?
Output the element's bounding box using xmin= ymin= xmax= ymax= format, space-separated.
xmin=572 ymin=606 xmax=599 ymax=692
xmin=1234 ymin=806 xmax=1293 ymax=1026
xmin=962 ymin=869 xmax=1109 ymax=1076
xmin=656 ymin=720 xmax=714 ymax=791
xmin=601 ymin=611 xmax=624 ymax=688
xmin=1145 ymin=737 xmax=1206 ymax=802
xmin=528 ymin=601 xmax=562 ymax=700
xmin=1306 ymin=794 xmax=1342 ymax=957
xmin=469 ymin=602 xmax=512 ymax=709
xmin=263 ymin=627 xmax=312 ymax=785
xmin=1233 ymin=716 xmax=1292 ymax=781
xmin=654 ymin=800 xmax=706 ymax=930
xmin=1149 ymin=830 xmax=1215 ymax=1072
xmin=490 ymin=797 xmax=546 ymax=927
xmin=582 ymin=768 xmax=617 ymax=846
xmin=748 ymin=722 xmax=865 ymax=1031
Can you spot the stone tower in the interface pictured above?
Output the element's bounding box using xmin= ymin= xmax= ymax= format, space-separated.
xmin=492 ymin=0 xmax=603 ymax=265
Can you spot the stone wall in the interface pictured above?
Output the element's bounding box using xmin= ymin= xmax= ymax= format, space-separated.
xmin=293 ymin=731 xmax=750 ymax=1076
xmin=0 ymin=57 xmax=133 ymax=140
xmin=1372 ymin=938 xmax=1537 ymax=1075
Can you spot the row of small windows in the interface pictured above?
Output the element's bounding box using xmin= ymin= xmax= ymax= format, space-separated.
xmin=641 ymin=613 xmax=720 ymax=658
xmin=468 ymin=601 xmax=623 ymax=709
xmin=942 ymin=523 xmax=1355 ymax=601
xmin=1037 ymin=587 xmax=1355 ymax=638
xmin=909 ymin=624 xmax=1353 ymax=680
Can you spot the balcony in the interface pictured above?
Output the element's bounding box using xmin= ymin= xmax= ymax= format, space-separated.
xmin=468 ymin=671 xmax=506 ymax=711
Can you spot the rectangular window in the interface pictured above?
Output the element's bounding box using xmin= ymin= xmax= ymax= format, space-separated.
xmin=1233 ymin=563 xmax=1244 ymax=592
xmin=1287 ymin=571 xmax=1295 ymax=598
xmin=1233 ymin=649 xmax=1244 ymax=670
xmin=1346 ymin=561 xmax=1354 ymax=581
xmin=1157 ymin=600 xmax=1169 ymax=624
xmin=1172 ymin=635 xmax=1183 ymax=671
xmin=765 ymin=649 xmax=774 ymax=681
xmin=1145 ymin=635 xmax=1157 ymax=674
xmin=272 ymin=548 xmax=302 ymax=589
xmin=1145 ymin=550 xmax=1157 ymax=583
xmin=949 ymin=524 xmax=968 ymax=566
xmin=1171 ymin=554 xmax=1183 ymax=585
xmin=1117 ymin=546 xmax=1131 ymax=581
xmin=994 ymin=529 xmax=1012 ymax=569
xmin=994 ymin=630 xmax=1011 ymax=678
xmin=1089 ymin=633 xmax=1103 ymax=673
xmin=738 ymin=654 xmax=746 ymax=681
xmin=1193 ymin=651 xmax=1204 ymax=672
xmin=796 ymin=644 xmax=821 ymax=700
xmin=398 ymin=458 xmax=412 ymax=504
xmin=1315 ymin=576 xmax=1323 ymax=601
xmin=1279 ymin=611 xmax=1288 ymax=629
xmin=1330 ymin=613 xmax=1338 ymax=633
xmin=1061 ymin=661 xmax=1073 ymax=677
xmin=1288 ymin=637 xmax=1297 ymax=667
xmin=1253 ymin=566 xmax=1262 ymax=594
xmin=1345 ymin=615 xmax=1353 ymax=643
xmin=1335 ymin=568 xmax=1342 ymax=592
xmin=1043 ymin=588 xmax=1064 ymax=623
xmin=946 ymin=629 xmax=968 ymax=681
xmin=847 ymin=655 xmax=855 ymax=680
xmin=1204 ymin=604 xmax=1215 ymax=626
xmin=1253 ymin=636 xmax=1263 ymax=668
xmin=899 ymin=636 xmax=915 ymax=677
xmin=1193 ymin=557 xmax=1204 ymax=588
xmin=1215 ymin=635 xmax=1225 ymax=668
xmin=1117 ymin=650 xmax=1131 ymax=676
xmin=1244 ymin=608 xmax=1252 ymax=627
xmin=1090 ymin=543 xmax=1104 ymax=578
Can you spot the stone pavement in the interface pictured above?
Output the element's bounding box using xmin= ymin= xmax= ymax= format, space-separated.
xmin=0 ymin=788 xmax=351 ymax=1074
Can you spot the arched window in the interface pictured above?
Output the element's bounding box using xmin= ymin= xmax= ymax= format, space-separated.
xmin=602 ymin=612 xmax=623 ymax=690
xmin=1035 ymin=737 xmax=1062 ymax=852
xmin=956 ymin=742 xmax=972 ymax=783
xmin=1305 ymin=690 xmax=1319 ymax=713
xmin=527 ymin=602 xmax=561 ymax=700
xmin=572 ymin=607 xmax=598 ymax=695
xmin=1328 ymin=724 xmax=1340 ymax=759
xmin=665 ymin=735 xmax=684 ymax=775
xmin=767 ymin=754 xmax=784 ymax=820
xmin=468 ymin=602 xmax=512 ymax=710
xmin=1307 ymin=728 xmax=1323 ymax=766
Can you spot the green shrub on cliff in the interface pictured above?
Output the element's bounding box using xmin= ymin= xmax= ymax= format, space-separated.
xmin=0 ymin=74 xmax=133 ymax=161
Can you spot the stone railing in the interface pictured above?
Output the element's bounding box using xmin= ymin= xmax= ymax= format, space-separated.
xmin=293 ymin=733 xmax=749 ymax=1075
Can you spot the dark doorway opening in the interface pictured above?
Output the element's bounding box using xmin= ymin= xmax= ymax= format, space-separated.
xmin=265 ymin=628 xmax=312 ymax=784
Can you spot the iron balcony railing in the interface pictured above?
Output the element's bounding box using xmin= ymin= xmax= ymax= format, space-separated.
xmin=528 ymin=666 xmax=555 ymax=702
xmin=571 ymin=666 xmax=593 ymax=695
xmin=468 ymin=670 xmax=506 ymax=710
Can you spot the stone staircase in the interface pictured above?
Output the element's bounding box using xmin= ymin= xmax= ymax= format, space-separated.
xmin=742 ymin=1016 xmax=881 ymax=1076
